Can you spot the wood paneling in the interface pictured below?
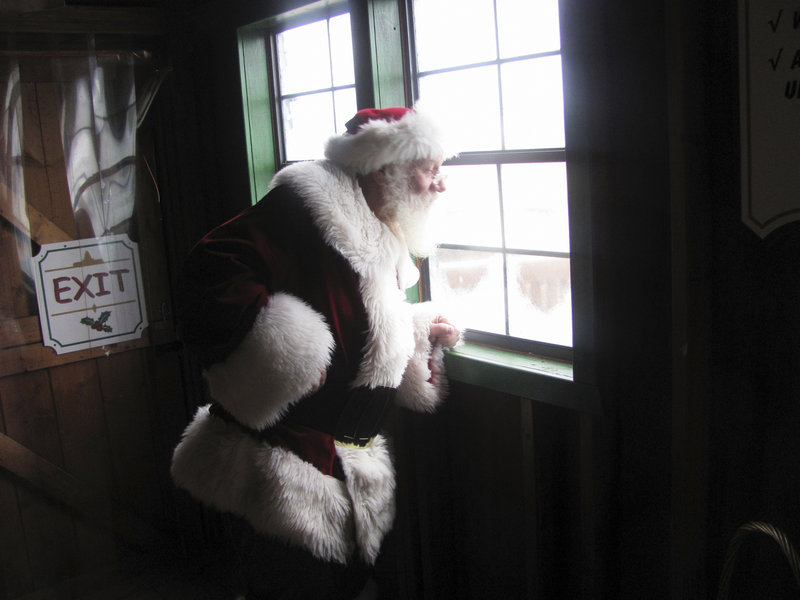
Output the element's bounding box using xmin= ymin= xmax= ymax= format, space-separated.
xmin=0 ymin=49 xmax=193 ymax=600
xmin=0 ymin=6 xmax=167 ymax=35
xmin=382 ymin=379 xmax=592 ymax=600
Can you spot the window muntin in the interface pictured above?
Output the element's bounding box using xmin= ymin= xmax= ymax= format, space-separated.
xmin=274 ymin=12 xmax=356 ymax=162
xmin=429 ymin=164 xmax=572 ymax=348
xmin=413 ymin=0 xmax=562 ymax=66
xmin=411 ymin=0 xmax=572 ymax=353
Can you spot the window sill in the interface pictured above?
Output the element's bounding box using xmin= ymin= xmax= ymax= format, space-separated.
xmin=443 ymin=342 xmax=601 ymax=415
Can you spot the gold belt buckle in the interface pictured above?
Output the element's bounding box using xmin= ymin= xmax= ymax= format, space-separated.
xmin=334 ymin=435 xmax=375 ymax=449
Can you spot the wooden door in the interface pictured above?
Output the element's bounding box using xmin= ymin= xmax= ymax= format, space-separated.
xmin=0 ymin=55 xmax=190 ymax=600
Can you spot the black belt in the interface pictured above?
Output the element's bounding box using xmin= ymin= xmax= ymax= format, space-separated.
xmin=208 ymin=402 xmax=268 ymax=439
xmin=333 ymin=386 xmax=394 ymax=448
xmin=208 ymin=385 xmax=394 ymax=449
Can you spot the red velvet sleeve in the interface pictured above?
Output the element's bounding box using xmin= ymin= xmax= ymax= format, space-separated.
xmin=177 ymin=194 xmax=291 ymax=368
xmin=176 ymin=185 xmax=368 ymax=376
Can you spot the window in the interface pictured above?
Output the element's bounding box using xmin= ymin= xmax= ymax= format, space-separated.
xmin=237 ymin=2 xmax=356 ymax=200
xmin=274 ymin=12 xmax=356 ymax=161
xmin=239 ymin=0 xmax=599 ymax=409
xmin=409 ymin=0 xmax=572 ymax=357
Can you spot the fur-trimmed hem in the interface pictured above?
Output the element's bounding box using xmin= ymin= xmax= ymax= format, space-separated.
xmin=337 ymin=436 xmax=396 ymax=564
xmin=171 ymin=406 xmax=397 ymax=565
xmin=203 ymin=292 xmax=335 ymax=430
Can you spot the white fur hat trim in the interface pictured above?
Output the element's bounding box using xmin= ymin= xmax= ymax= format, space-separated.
xmin=324 ymin=105 xmax=456 ymax=175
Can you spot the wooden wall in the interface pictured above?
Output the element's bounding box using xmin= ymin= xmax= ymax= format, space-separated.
xmin=356 ymin=380 xmax=586 ymax=600
xmin=705 ymin=2 xmax=800 ymax=597
xmin=0 ymin=30 xmax=206 ymax=597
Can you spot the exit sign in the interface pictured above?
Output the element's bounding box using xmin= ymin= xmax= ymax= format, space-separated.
xmin=31 ymin=235 xmax=148 ymax=354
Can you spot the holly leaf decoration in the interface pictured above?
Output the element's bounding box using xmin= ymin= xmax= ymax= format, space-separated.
xmin=80 ymin=311 xmax=114 ymax=333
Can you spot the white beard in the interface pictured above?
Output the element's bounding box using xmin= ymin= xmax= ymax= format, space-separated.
xmin=380 ymin=169 xmax=438 ymax=258
xmin=393 ymin=192 xmax=437 ymax=257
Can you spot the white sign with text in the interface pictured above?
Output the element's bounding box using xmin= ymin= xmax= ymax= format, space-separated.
xmin=740 ymin=0 xmax=800 ymax=237
xmin=31 ymin=234 xmax=148 ymax=354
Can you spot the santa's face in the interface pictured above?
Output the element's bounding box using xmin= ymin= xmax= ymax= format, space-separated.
xmin=408 ymin=159 xmax=447 ymax=195
xmin=379 ymin=159 xmax=446 ymax=257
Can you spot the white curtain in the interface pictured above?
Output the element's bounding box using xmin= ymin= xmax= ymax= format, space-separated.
xmin=0 ymin=57 xmax=34 ymax=297
xmin=55 ymin=54 xmax=137 ymax=238
xmin=0 ymin=58 xmax=28 ymax=229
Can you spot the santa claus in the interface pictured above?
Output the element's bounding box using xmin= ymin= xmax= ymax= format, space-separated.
xmin=170 ymin=106 xmax=460 ymax=599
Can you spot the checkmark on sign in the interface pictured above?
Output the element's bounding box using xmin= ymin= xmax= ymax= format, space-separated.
xmin=769 ymin=9 xmax=783 ymax=32
xmin=769 ymin=48 xmax=784 ymax=70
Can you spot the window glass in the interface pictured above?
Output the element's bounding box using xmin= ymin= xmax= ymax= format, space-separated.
xmin=418 ymin=67 xmax=501 ymax=151
xmin=501 ymin=162 xmax=569 ymax=253
xmin=281 ymin=92 xmax=336 ymax=160
xmin=413 ymin=0 xmax=571 ymax=350
xmin=413 ymin=0 xmax=497 ymax=72
xmin=501 ymin=56 xmax=565 ymax=149
xmin=329 ymin=13 xmax=355 ymax=87
xmin=276 ymin=20 xmax=331 ymax=95
xmin=506 ymin=254 xmax=572 ymax=345
xmin=429 ymin=249 xmax=506 ymax=335
xmin=333 ymin=88 xmax=357 ymax=134
xmin=496 ymin=0 xmax=561 ymax=57
xmin=433 ymin=165 xmax=502 ymax=247
xmin=275 ymin=13 xmax=356 ymax=162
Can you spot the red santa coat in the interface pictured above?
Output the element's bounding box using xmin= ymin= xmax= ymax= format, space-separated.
xmin=170 ymin=160 xmax=449 ymax=565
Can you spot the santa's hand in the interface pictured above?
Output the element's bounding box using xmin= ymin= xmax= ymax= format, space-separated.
xmin=428 ymin=316 xmax=460 ymax=348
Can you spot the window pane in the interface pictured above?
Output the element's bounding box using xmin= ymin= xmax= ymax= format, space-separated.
xmin=434 ymin=165 xmax=502 ymax=247
xmin=329 ymin=14 xmax=355 ymax=87
xmin=282 ymin=92 xmax=334 ymax=161
xmin=412 ymin=0 xmax=573 ymax=349
xmin=277 ymin=20 xmax=331 ymax=95
xmin=507 ymin=254 xmax=572 ymax=345
xmin=502 ymin=56 xmax=565 ymax=149
xmin=419 ymin=66 xmax=501 ymax=152
xmin=414 ymin=0 xmax=497 ymax=72
xmin=333 ymin=87 xmax=357 ymax=134
xmin=502 ymin=162 xmax=569 ymax=252
xmin=429 ymin=249 xmax=506 ymax=335
xmin=496 ymin=0 xmax=561 ymax=58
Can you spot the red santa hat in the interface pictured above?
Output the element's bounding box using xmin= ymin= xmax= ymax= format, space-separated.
xmin=324 ymin=105 xmax=455 ymax=175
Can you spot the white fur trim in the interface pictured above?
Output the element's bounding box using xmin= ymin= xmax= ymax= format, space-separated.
xmin=171 ymin=406 xmax=259 ymax=512
xmin=246 ymin=444 xmax=353 ymax=563
xmin=171 ymin=406 xmax=353 ymax=563
xmin=203 ymin=292 xmax=335 ymax=430
xmin=270 ymin=161 xmax=416 ymax=389
xmin=324 ymin=107 xmax=456 ymax=175
xmin=337 ymin=436 xmax=396 ymax=564
xmin=395 ymin=302 xmax=451 ymax=412
xmin=171 ymin=406 xmax=396 ymax=565
xmin=397 ymin=253 xmax=420 ymax=290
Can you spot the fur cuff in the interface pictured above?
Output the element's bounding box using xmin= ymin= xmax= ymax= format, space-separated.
xmin=395 ymin=302 xmax=450 ymax=412
xmin=203 ymin=292 xmax=335 ymax=430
